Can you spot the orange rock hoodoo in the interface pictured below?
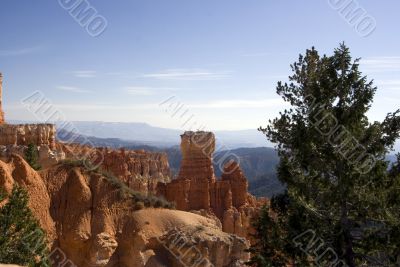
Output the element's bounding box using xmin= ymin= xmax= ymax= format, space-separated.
xmin=159 ymin=131 xmax=263 ymax=238
xmin=0 ymin=124 xmax=56 ymax=148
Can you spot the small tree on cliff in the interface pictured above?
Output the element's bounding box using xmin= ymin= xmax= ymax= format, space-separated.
xmin=246 ymin=204 xmax=290 ymax=267
xmin=251 ymin=44 xmax=400 ymax=266
xmin=0 ymin=186 xmax=50 ymax=266
xmin=25 ymin=144 xmax=41 ymax=171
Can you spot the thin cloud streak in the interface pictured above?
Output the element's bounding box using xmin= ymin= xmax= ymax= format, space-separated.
xmin=125 ymin=87 xmax=155 ymax=96
xmin=143 ymin=69 xmax=232 ymax=80
xmin=0 ymin=46 xmax=43 ymax=56
xmin=375 ymin=79 xmax=400 ymax=87
xmin=57 ymin=86 xmax=92 ymax=93
xmin=361 ymin=57 xmax=400 ymax=72
xmin=54 ymin=104 xmax=157 ymax=110
xmin=7 ymin=103 xmax=157 ymax=111
xmin=241 ymin=52 xmax=273 ymax=57
xmin=125 ymin=86 xmax=181 ymax=96
xmin=188 ymin=98 xmax=287 ymax=109
xmin=7 ymin=98 xmax=286 ymax=111
xmin=241 ymin=51 xmax=289 ymax=57
xmin=73 ymin=70 xmax=97 ymax=78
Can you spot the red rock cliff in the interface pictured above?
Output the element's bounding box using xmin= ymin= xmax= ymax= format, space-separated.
xmin=59 ymin=144 xmax=171 ymax=195
xmin=0 ymin=154 xmax=249 ymax=266
xmin=0 ymin=124 xmax=56 ymax=149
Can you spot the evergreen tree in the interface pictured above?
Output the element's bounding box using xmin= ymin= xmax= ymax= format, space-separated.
xmin=246 ymin=203 xmax=290 ymax=267
xmin=252 ymin=44 xmax=400 ymax=266
xmin=0 ymin=186 xmax=50 ymax=266
xmin=25 ymin=144 xmax=41 ymax=171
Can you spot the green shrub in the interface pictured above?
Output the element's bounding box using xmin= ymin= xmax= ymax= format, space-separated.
xmin=195 ymin=225 xmax=205 ymax=232
xmin=153 ymin=199 xmax=163 ymax=208
xmin=25 ymin=144 xmax=41 ymax=171
xmin=134 ymin=201 xmax=145 ymax=210
xmin=0 ymin=186 xmax=50 ymax=266
xmin=60 ymin=159 xmax=175 ymax=210
xmin=59 ymin=159 xmax=87 ymax=168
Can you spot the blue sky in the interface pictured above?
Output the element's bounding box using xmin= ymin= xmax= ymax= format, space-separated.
xmin=1 ymin=0 xmax=400 ymax=131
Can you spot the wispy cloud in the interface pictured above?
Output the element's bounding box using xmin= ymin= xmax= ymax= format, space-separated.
xmin=373 ymin=80 xmax=400 ymax=97
xmin=54 ymin=103 xmax=156 ymax=110
xmin=241 ymin=52 xmax=273 ymax=57
xmin=241 ymin=52 xmax=289 ymax=57
xmin=106 ymin=72 xmax=124 ymax=76
xmin=72 ymin=70 xmax=97 ymax=78
xmin=57 ymin=86 xmax=92 ymax=93
xmin=7 ymin=103 xmax=156 ymax=111
xmin=361 ymin=57 xmax=400 ymax=72
xmin=125 ymin=86 xmax=179 ymax=96
xmin=189 ymin=98 xmax=287 ymax=109
xmin=125 ymin=87 xmax=155 ymax=96
xmin=143 ymin=69 xmax=231 ymax=80
xmin=0 ymin=46 xmax=43 ymax=57
xmin=375 ymin=79 xmax=400 ymax=87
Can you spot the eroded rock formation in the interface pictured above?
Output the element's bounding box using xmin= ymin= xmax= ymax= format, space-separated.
xmin=178 ymin=131 xmax=216 ymax=182
xmin=58 ymin=144 xmax=171 ymax=195
xmin=0 ymin=124 xmax=56 ymax=148
xmin=0 ymin=73 xmax=253 ymax=266
xmin=160 ymin=131 xmax=264 ymax=238
xmin=0 ymin=73 xmax=5 ymax=124
xmin=0 ymin=154 xmax=249 ymax=266
xmin=0 ymin=73 xmax=56 ymax=147
xmin=99 ymin=148 xmax=171 ymax=194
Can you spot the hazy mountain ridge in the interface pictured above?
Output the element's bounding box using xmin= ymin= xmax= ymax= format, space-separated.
xmin=56 ymin=128 xmax=399 ymax=198
xmin=11 ymin=120 xmax=272 ymax=149
xmin=56 ymin=129 xmax=284 ymax=197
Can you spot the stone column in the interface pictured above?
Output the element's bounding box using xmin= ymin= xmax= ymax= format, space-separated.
xmin=0 ymin=73 xmax=4 ymax=124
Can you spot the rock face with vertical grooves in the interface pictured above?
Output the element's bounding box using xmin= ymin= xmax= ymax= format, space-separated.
xmin=59 ymin=144 xmax=171 ymax=194
xmin=0 ymin=154 xmax=250 ymax=266
xmin=0 ymin=73 xmax=5 ymax=124
xmin=97 ymin=147 xmax=171 ymax=194
xmin=0 ymin=73 xmax=56 ymax=148
xmin=178 ymin=131 xmax=216 ymax=183
xmin=160 ymin=131 xmax=265 ymax=238
xmin=0 ymin=124 xmax=56 ymax=148
xmin=0 ymin=72 xmax=254 ymax=266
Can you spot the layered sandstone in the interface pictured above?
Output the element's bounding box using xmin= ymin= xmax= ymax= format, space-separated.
xmin=0 ymin=73 xmax=4 ymax=124
xmin=178 ymin=131 xmax=216 ymax=182
xmin=0 ymin=144 xmax=65 ymax=170
xmin=59 ymin=144 xmax=171 ymax=195
xmin=0 ymin=73 xmax=253 ymax=266
xmin=99 ymin=147 xmax=171 ymax=194
xmin=0 ymin=154 xmax=249 ymax=266
xmin=0 ymin=73 xmax=55 ymax=147
xmin=0 ymin=124 xmax=56 ymax=149
xmin=160 ymin=131 xmax=265 ymax=238
xmin=0 ymin=155 xmax=56 ymax=240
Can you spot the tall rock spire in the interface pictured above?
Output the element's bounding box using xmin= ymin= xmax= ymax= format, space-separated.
xmin=0 ymin=73 xmax=4 ymax=124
